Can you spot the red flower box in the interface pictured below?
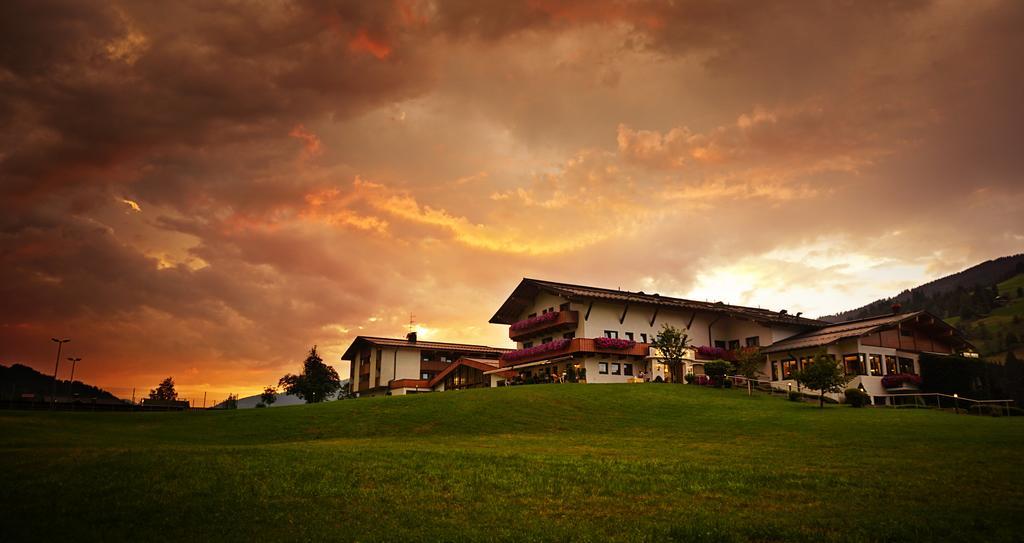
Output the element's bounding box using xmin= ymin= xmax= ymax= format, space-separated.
xmin=594 ymin=337 xmax=637 ymax=350
xmin=881 ymin=373 xmax=922 ymax=388
xmin=501 ymin=338 xmax=571 ymax=362
xmin=510 ymin=311 xmax=560 ymax=332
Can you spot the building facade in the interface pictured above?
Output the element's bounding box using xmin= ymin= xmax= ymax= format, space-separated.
xmin=342 ymin=334 xmax=511 ymax=396
xmin=762 ymin=311 xmax=974 ymax=404
xmin=485 ymin=278 xmax=827 ymax=385
xmin=341 ymin=279 xmax=975 ymax=401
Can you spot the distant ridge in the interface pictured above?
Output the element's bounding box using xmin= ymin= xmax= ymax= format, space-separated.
xmin=822 ymin=254 xmax=1024 ymax=322
xmin=0 ymin=363 xmax=119 ymax=400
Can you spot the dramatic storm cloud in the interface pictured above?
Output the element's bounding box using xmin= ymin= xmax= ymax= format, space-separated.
xmin=2 ymin=0 xmax=1022 ymax=401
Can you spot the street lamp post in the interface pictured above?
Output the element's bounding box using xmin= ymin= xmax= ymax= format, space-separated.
xmin=50 ymin=338 xmax=70 ymax=408
xmin=67 ymin=357 xmax=82 ymax=397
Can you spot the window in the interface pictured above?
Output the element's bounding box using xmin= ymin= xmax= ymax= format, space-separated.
xmin=528 ymin=313 xmax=537 ymax=318
xmin=599 ymin=362 xmax=609 ymax=374
xmin=781 ymin=359 xmax=798 ymax=379
xmin=611 ymin=363 xmax=621 ymax=375
xmin=800 ymin=356 xmax=813 ymax=370
xmin=624 ymin=363 xmax=634 ymax=376
xmin=868 ymin=354 xmax=882 ymax=376
xmin=420 ymin=372 xmax=430 ymax=380
xmin=640 ymin=333 xmax=648 ymax=343
xmin=728 ymin=340 xmax=740 ymax=350
xmin=771 ymin=361 xmax=778 ymax=381
xmin=542 ymin=337 xmax=553 ymax=344
xmin=843 ymin=354 xmax=865 ymax=376
xmin=559 ymin=302 xmax=570 ymax=311
xmin=625 ymin=332 xmax=634 ymax=341
xmin=542 ymin=308 xmax=549 ymax=314
xmin=885 ymin=356 xmax=898 ymax=375
xmin=714 ymin=340 xmax=727 ymax=349
xmin=746 ymin=336 xmax=760 ymax=347
xmin=563 ymin=332 xmax=576 ymax=340
xmin=604 ymin=330 xmax=619 ymax=338
xmin=523 ymin=341 xmax=534 ymax=349
xmin=898 ymin=357 xmax=915 ymax=374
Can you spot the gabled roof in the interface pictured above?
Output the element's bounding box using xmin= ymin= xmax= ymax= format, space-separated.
xmin=489 ymin=278 xmax=829 ymax=329
xmin=427 ymin=357 xmax=503 ymax=388
xmin=762 ymin=310 xmax=972 ymax=353
xmin=342 ymin=336 xmax=512 ymax=361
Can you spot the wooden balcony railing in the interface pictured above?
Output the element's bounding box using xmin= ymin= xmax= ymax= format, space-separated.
xmin=500 ymin=338 xmax=650 ymax=367
xmin=389 ymin=378 xmax=429 ymax=389
xmin=509 ymin=310 xmax=580 ymax=340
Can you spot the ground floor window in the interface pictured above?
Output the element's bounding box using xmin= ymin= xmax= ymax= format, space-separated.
xmin=843 ymin=354 xmax=865 ymax=376
xmin=781 ymin=359 xmax=797 ymax=379
xmin=771 ymin=362 xmax=778 ymax=381
xmin=898 ymin=357 xmax=915 ymax=374
xmin=599 ymin=362 xmax=609 ymax=374
xmin=746 ymin=336 xmax=760 ymax=347
xmin=714 ymin=340 xmax=727 ymax=349
xmin=624 ymin=363 xmax=634 ymax=376
xmin=885 ymin=355 xmax=898 ymax=375
xmin=868 ymin=354 xmax=882 ymax=376
xmin=612 ymin=363 xmax=621 ymax=375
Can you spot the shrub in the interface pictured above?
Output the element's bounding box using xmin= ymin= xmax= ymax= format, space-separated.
xmin=788 ymin=390 xmax=802 ymax=402
xmin=844 ymin=388 xmax=870 ymax=407
xmin=684 ymin=373 xmax=695 ymax=384
xmin=703 ymin=360 xmax=732 ymax=386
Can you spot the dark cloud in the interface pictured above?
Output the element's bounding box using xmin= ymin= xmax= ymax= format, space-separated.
xmin=1 ymin=0 xmax=1021 ymax=398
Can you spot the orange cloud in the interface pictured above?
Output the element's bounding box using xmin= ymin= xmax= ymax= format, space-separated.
xmin=349 ymin=28 xmax=392 ymax=60
xmin=289 ymin=124 xmax=323 ymax=158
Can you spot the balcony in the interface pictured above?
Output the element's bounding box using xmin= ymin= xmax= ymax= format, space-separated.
xmin=499 ymin=337 xmax=650 ymax=367
xmin=389 ymin=378 xmax=429 ymax=389
xmin=509 ymin=310 xmax=579 ymax=341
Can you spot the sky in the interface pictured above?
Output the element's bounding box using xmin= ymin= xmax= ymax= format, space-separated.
xmin=2 ymin=0 xmax=1023 ymax=403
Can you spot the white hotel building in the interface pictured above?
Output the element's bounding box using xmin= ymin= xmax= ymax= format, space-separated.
xmin=343 ymin=278 xmax=974 ymax=404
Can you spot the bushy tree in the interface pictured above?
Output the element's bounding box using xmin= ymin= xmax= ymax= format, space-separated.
xmin=733 ymin=346 xmax=764 ymax=395
xmin=260 ymin=386 xmax=278 ymax=407
xmin=793 ymin=353 xmax=850 ymax=408
xmin=651 ymin=324 xmax=691 ymax=383
xmin=702 ymin=360 xmax=732 ymax=387
xmin=223 ymin=393 xmax=238 ymax=409
xmin=149 ymin=377 xmax=177 ymax=401
xmin=279 ymin=346 xmax=341 ymax=403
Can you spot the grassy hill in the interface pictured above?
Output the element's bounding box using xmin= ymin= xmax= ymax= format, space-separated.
xmin=2 ymin=384 xmax=1023 ymax=542
xmin=948 ymin=272 xmax=1024 ymax=360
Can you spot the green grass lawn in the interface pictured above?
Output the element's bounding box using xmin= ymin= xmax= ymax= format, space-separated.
xmin=2 ymin=384 xmax=1023 ymax=542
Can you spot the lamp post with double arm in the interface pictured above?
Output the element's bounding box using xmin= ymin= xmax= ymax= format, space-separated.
xmin=50 ymin=338 xmax=70 ymax=408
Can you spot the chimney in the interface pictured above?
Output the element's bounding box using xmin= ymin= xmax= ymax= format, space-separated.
xmin=406 ymin=331 xmax=417 ymax=342
xmin=891 ymin=302 xmax=902 ymax=314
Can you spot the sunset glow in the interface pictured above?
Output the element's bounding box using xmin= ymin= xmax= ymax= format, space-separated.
xmin=1 ymin=0 xmax=1022 ymax=404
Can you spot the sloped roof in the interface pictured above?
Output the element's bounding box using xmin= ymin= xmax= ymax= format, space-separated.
xmin=342 ymin=336 xmax=512 ymax=361
xmin=427 ymin=357 xmax=502 ymax=388
xmin=489 ymin=278 xmax=829 ymax=328
xmin=762 ymin=310 xmax=970 ymax=353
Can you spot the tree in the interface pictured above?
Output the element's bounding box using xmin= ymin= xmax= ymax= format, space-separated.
xmin=703 ymin=360 xmax=732 ymax=387
xmin=260 ymin=386 xmax=278 ymax=407
xmin=733 ymin=346 xmax=764 ymax=396
xmin=223 ymin=393 xmax=238 ymax=409
xmin=149 ymin=377 xmax=177 ymax=401
xmin=651 ymin=324 xmax=691 ymax=383
xmin=793 ymin=353 xmax=850 ymax=408
xmin=279 ymin=346 xmax=341 ymax=403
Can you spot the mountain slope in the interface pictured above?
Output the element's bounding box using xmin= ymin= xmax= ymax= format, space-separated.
xmin=823 ymin=254 xmax=1024 ymax=322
